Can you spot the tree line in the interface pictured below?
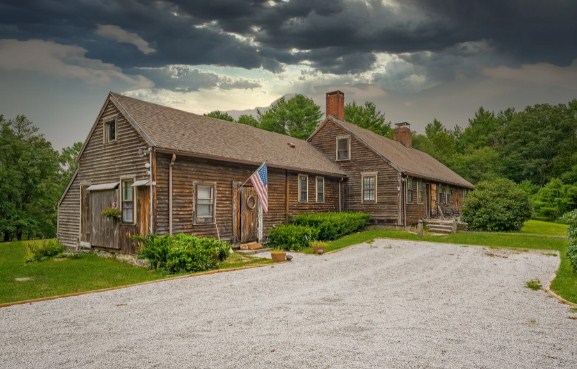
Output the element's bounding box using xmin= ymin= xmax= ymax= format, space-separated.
xmin=0 ymin=115 xmax=81 ymax=241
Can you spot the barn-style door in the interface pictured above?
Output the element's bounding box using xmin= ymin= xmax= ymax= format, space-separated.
xmin=240 ymin=186 xmax=259 ymax=243
xmin=90 ymin=189 xmax=119 ymax=249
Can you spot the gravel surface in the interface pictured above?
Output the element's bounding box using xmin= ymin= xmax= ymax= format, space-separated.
xmin=1 ymin=239 xmax=576 ymax=369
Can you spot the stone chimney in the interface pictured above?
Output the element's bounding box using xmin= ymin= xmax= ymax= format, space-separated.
xmin=326 ymin=90 xmax=345 ymax=120
xmin=393 ymin=122 xmax=412 ymax=148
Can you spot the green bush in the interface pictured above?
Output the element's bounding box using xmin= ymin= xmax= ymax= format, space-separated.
xmin=26 ymin=239 xmax=65 ymax=262
xmin=561 ymin=210 xmax=577 ymax=271
xmin=135 ymin=233 xmax=230 ymax=274
xmin=292 ymin=212 xmax=370 ymax=240
xmin=268 ymin=225 xmax=318 ymax=251
xmin=462 ymin=178 xmax=532 ymax=232
xmin=531 ymin=178 xmax=577 ymax=221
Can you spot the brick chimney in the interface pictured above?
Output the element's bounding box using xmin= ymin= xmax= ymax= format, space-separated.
xmin=393 ymin=122 xmax=412 ymax=148
xmin=326 ymin=90 xmax=344 ymax=120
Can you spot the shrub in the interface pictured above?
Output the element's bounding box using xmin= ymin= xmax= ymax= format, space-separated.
xmin=531 ymin=178 xmax=577 ymax=221
xmin=268 ymin=224 xmax=318 ymax=251
xmin=26 ymin=239 xmax=65 ymax=262
xmin=561 ymin=210 xmax=577 ymax=271
xmin=135 ymin=234 xmax=230 ymax=274
xmin=461 ymin=178 xmax=532 ymax=232
xmin=292 ymin=212 xmax=370 ymax=240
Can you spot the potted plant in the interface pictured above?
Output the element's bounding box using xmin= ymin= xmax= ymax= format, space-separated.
xmin=311 ymin=241 xmax=327 ymax=255
xmin=270 ymin=246 xmax=286 ymax=262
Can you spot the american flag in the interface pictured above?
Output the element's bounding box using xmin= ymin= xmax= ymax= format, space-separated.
xmin=249 ymin=162 xmax=268 ymax=213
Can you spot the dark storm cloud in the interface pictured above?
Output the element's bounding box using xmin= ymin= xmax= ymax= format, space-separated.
xmin=1 ymin=0 xmax=576 ymax=90
xmin=135 ymin=66 xmax=260 ymax=92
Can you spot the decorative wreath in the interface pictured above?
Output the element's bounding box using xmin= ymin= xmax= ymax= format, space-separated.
xmin=246 ymin=195 xmax=257 ymax=210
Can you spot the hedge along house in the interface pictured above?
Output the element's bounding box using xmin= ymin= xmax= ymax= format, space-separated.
xmin=308 ymin=91 xmax=474 ymax=227
xmin=58 ymin=93 xmax=346 ymax=253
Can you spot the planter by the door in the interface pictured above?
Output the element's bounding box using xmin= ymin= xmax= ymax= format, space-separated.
xmin=271 ymin=250 xmax=286 ymax=262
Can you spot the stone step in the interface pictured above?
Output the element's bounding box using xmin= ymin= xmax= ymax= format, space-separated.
xmin=236 ymin=247 xmax=272 ymax=255
xmin=427 ymin=225 xmax=454 ymax=234
xmin=240 ymin=242 xmax=263 ymax=250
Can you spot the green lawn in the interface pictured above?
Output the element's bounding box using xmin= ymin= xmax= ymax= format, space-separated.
xmin=0 ymin=242 xmax=271 ymax=305
xmin=304 ymin=220 xmax=576 ymax=304
xmin=520 ymin=219 xmax=568 ymax=237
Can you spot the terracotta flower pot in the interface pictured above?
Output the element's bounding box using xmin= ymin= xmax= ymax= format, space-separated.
xmin=271 ymin=251 xmax=286 ymax=262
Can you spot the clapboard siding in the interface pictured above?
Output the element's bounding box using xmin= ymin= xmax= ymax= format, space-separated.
xmin=309 ymin=120 xmax=400 ymax=223
xmin=155 ymin=153 xmax=340 ymax=241
xmin=57 ymin=99 xmax=149 ymax=252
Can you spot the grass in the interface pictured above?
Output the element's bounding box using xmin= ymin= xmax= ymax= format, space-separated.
xmin=302 ymin=220 xmax=577 ymax=304
xmin=0 ymin=241 xmax=272 ymax=305
xmin=520 ymin=220 xmax=568 ymax=237
xmin=525 ymin=279 xmax=542 ymax=290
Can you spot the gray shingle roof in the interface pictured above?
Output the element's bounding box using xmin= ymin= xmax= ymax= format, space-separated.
xmin=110 ymin=93 xmax=345 ymax=177
xmin=325 ymin=117 xmax=474 ymax=189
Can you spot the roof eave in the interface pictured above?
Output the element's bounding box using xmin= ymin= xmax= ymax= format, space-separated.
xmin=154 ymin=147 xmax=347 ymax=178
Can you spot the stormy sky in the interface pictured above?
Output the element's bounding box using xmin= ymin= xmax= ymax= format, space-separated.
xmin=1 ymin=0 xmax=576 ymax=149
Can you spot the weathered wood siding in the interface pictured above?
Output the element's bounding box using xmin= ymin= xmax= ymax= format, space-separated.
xmin=155 ymin=154 xmax=340 ymax=242
xmin=57 ymin=98 xmax=149 ymax=253
xmin=309 ymin=119 xmax=400 ymax=223
xmin=405 ymin=178 xmax=427 ymax=224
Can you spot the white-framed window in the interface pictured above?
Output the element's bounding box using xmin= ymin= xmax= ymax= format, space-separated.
xmin=298 ymin=174 xmax=308 ymax=203
xmin=417 ymin=179 xmax=424 ymax=203
xmin=316 ymin=176 xmax=324 ymax=203
xmin=194 ymin=182 xmax=216 ymax=224
xmin=336 ymin=135 xmax=351 ymax=161
xmin=104 ymin=119 xmax=117 ymax=143
xmin=121 ymin=178 xmax=134 ymax=223
xmin=361 ymin=172 xmax=377 ymax=203
xmin=407 ymin=177 xmax=413 ymax=204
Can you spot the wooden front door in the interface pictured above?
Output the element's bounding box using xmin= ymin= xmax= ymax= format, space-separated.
xmin=240 ymin=186 xmax=258 ymax=243
xmin=90 ymin=190 xmax=119 ymax=249
xmin=137 ymin=187 xmax=150 ymax=236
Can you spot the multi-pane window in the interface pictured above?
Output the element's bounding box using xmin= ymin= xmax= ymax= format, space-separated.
xmin=104 ymin=120 xmax=116 ymax=143
xmin=362 ymin=174 xmax=376 ymax=202
xmin=316 ymin=177 xmax=324 ymax=203
xmin=121 ymin=179 xmax=134 ymax=223
xmin=336 ymin=136 xmax=350 ymax=160
xmin=446 ymin=185 xmax=452 ymax=204
xmin=298 ymin=174 xmax=308 ymax=203
xmin=196 ymin=184 xmax=215 ymax=222
xmin=417 ymin=179 xmax=423 ymax=203
xmin=407 ymin=177 xmax=413 ymax=203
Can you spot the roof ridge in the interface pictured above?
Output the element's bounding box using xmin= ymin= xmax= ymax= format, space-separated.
xmin=108 ymin=92 xmax=346 ymax=177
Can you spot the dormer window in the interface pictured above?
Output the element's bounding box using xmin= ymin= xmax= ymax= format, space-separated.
xmin=336 ymin=135 xmax=350 ymax=161
xmin=104 ymin=119 xmax=117 ymax=143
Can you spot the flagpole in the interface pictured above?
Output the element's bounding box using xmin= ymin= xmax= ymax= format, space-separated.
xmin=239 ymin=161 xmax=266 ymax=189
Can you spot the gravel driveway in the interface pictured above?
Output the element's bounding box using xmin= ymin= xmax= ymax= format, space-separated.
xmin=1 ymin=239 xmax=576 ymax=369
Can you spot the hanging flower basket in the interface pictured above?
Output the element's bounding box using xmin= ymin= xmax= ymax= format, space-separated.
xmin=101 ymin=207 xmax=121 ymax=220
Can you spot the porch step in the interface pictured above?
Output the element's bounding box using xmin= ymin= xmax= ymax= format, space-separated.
xmin=423 ymin=219 xmax=468 ymax=234
xmin=240 ymin=242 xmax=263 ymax=251
xmin=427 ymin=225 xmax=453 ymax=234
xmin=236 ymin=247 xmax=272 ymax=255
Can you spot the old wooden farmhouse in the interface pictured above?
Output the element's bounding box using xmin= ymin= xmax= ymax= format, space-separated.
xmin=57 ymin=91 xmax=473 ymax=253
